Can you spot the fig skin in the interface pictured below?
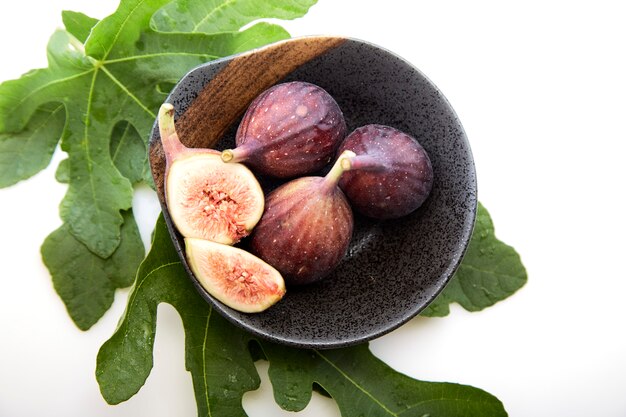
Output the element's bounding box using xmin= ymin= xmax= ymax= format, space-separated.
xmin=185 ymin=238 xmax=285 ymax=313
xmin=338 ymin=124 xmax=434 ymax=219
xmin=221 ymin=81 xmax=347 ymax=178
xmin=250 ymin=151 xmax=355 ymax=286
xmin=158 ymin=103 xmax=264 ymax=244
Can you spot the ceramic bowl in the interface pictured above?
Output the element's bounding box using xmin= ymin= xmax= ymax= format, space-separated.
xmin=149 ymin=36 xmax=477 ymax=349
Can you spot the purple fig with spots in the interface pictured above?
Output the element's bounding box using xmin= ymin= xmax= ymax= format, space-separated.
xmin=338 ymin=124 xmax=434 ymax=219
xmin=250 ymin=150 xmax=356 ymax=285
xmin=221 ymin=81 xmax=347 ymax=178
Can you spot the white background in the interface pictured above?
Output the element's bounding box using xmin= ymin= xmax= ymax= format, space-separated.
xmin=1 ymin=0 xmax=625 ymax=416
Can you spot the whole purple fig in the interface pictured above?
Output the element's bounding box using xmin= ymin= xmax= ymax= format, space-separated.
xmin=250 ymin=150 xmax=356 ymax=285
xmin=221 ymin=81 xmax=346 ymax=178
xmin=338 ymin=124 xmax=433 ymax=219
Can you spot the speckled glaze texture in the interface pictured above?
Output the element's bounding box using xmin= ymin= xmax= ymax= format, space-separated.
xmin=150 ymin=37 xmax=477 ymax=349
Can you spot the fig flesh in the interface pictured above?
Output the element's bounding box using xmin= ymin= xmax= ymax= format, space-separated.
xmin=185 ymin=238 xmax=285 ymax=313
xmin=221 ymin=81 xmax=347 ymax=178
xmin=250 ymin=151 xmax=355 ymax=285
xmin=338 ymin=124 xmax=433 ymax=219
xmin=159 ymin=103 xmax=264 ymax=244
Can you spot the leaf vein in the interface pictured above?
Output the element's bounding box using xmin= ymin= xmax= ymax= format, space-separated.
xmin=110 ymin=122 xmax=132 ymax=164
xmin=314 ymin=350 xmax=397 ymax=416
xmin=102 ymin=0 xmax=148 ymax=60
xmin=103 ymin=52 xmax=217 ymax=65
xmin=84 ymin=68 xmax=98 ymax=168
xmin=120 ymin=262 xmax=181 ymax=348
xmin=202 ymin=309 xmax=213 ymax=417
xmin=192 ymin=0 xmax=237 ymax=32
xmin=100 ymin=65 xmax=156 ymax=118
xmin=397 ymin=395 xmax=494 ymax=415
xmin=12 ymin=69 xmax=94 ymax=115
xmin=460 ymin=260 xmax=522 ymax=281
xmin=80 ymin=67 xmax=116 ymax=241
xmin=20 ymin=104 xmax=65 ymax=149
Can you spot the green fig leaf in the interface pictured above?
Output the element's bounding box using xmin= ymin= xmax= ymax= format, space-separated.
xmin=109 ymin=121 xmax=147 ymax=185
xmin=96 ymin=216 xmax=508 ymax=416
xmin=55 ymin=158 xmax=70 ymax=183
xmin=56 ymin=120 xmax=145 ymax=185
xmin=262 ymin=343 xmax=507 ymax=416
xmin=57 ymin=121 xmax=149 ymax=186
xmin=0 ymin=102 xmax=65 ymax=188
xmin=41 ymin=209 xmax=144 ymax=330
xmin=61 ymin=10 xmax=99 ymax=43
xmin=421 ymin=203 xmax=527 ymax=317
xmin=0 ymin=0 xmax=292 ymax=258
xmin=151 ymin=0 xmax=317 ymax=34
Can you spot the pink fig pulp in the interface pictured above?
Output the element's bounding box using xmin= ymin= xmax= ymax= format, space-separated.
xmin=186 ymin=238 xmax=285 ymax=313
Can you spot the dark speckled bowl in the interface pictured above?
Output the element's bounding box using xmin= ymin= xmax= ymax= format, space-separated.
xmin=149 ymin=36 xmax=477 ymax=349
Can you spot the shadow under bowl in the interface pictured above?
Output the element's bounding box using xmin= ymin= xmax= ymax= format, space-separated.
xmin=149 ymin=36 xmax=477 ymax=349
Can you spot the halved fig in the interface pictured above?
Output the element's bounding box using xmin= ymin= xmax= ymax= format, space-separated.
xmin=158 ymin=103 xmax=264 ymax=244
xmin=185 ymin=238 xmax=286 ymax=313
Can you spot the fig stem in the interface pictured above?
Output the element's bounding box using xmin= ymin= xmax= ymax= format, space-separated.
xmin=221 ymin=143 xmax=255 ymax=164
xmin=324 ymin=150 xmax=356 ymax=189
xmin=342 ymin=154 xmax=384 ymax=171
xmin=158 ymin=103 xmax=186 ymax=164
xmin=221 ymin=149 xmax=235 ymax=162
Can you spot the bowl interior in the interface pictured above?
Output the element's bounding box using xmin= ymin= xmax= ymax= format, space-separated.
xmin=149 ymin=36 xmax=477 ymax=348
